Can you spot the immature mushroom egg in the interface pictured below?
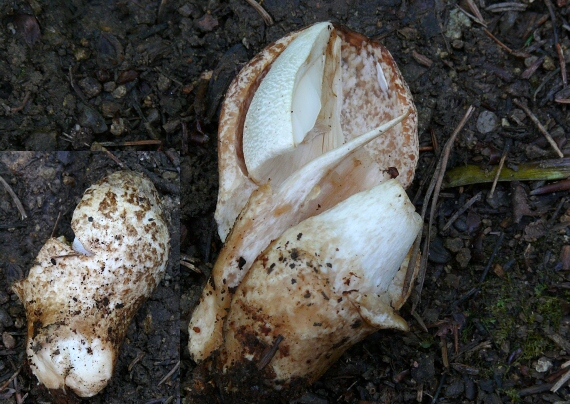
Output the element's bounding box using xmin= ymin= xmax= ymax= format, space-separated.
xmin=190 ymin=21 xmax=419 ymax=364
xmin=12 ymin=171 xmax=170 ymax=397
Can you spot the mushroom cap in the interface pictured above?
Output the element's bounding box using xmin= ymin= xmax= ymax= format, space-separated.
xmin=215 ymin=22 xmax=418 ymax=242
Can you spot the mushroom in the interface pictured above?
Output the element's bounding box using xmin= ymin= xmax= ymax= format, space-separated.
xmin=189 ymin=21 xmax=419 ymax=390
xmin=220 ymin=179 xmax=421 ymax=388
xmin=12 ymin=171 xmax=170 ymax=397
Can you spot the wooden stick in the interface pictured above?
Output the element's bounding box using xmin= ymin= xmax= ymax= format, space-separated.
xmin=157 ymin=360 xmax=180 ymax=386
xmin=551 ymin=368 xmax=570 ymax=392
xmin=404 ymin=106 xmax=476 ymax=297
xmin=489 ymin=139 xmax=511 ymax=198
xmin=0 ymin=175 xmax=27 ymax=220
xmin=442 ymin=192 xmax=481 ymax=231
xmin=243 ymin=0 xmax=273 ymax=25
xmin=513 ymin=99 xmax=564 ymax=158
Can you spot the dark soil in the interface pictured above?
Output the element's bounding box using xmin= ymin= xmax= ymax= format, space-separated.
xmin=182 ymin=0 xmax=570 ymax=403
xmin=0 ymin=0 xmax=197 ymax=150
xmin=0 ymin=151 xmax=180 ymax=403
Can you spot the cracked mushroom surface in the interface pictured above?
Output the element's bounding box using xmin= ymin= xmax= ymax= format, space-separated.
xmin=12 ymin=170 xmax=170 ymax=398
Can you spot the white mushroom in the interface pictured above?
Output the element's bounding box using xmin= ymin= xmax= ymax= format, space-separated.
xmin=12 ymin=171 xmax=170 ymax=397
xmin=189 ymin=21 xmax=420 ymax=391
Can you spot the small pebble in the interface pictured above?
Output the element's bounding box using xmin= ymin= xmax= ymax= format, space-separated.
xmin=78 ymin=77 xmax=102 ymax=98
xmin=5 ymin=263 xmax=23 ymax=284
xmin=0 ymin=308 xmax=13 ymax=328
xmin=456 ymin=248 xmax=472 ymax=268
xmin=111 ymin=85 xmax=127 ymax=99
xmin=0 ymin=291 xmax=8 ymax=305
xmin=196 ymin=13 xmax=219 ymax=32
xmin=543 ymin=56 xmax=556 ymax=71
xmin=104 ymin=81 xmax=117 ymax=92
xmin=178 ymin=4 xmax=193 ymax=17
xmin=451 ymin=39 xmax=464 ymax=49
xmin=157 ymin=75 xmax=171 ymax=92
xmin=96 ymin=69 xmax=111 ymax=82
xmin=445 ymin=9 xmax=471 ymax=40
xmin=117 ymin=70 xmax=138 ymax=84
xmin=524 ymin=56 xmax=538 ymax=68
xmin=428 ymin=238 xmax=451 ymax=264
xmin=453 ymin=217 xmax=468 ymax=232
xmin=101 ymin=100 xmax=121 ymax=117
xmin=147 ymin=108 xmax=160 ymax=124
xmin=535 ymin=357 xmax=552 ymax=372
xmin=162 ymin=171 xmax=178 ymax=181
xmin=2 ymin=332 xmax=15 ymax=349
xmin=444 ymin=379 xmax=464 ymax=397
xmin=110 ymin=118 xmax=126 ymax=136
xmin=444 ymin=237 xmax=464 ymax=253
xmin=73 ymin=47 xmax=90 ymax=61
xmin=476 ymin=111 xmax=498 ymax=134
xmin=79 ymin=106 xmax=108 ymax=134
xmin=464 ymin=376 xmax=476 ymax=400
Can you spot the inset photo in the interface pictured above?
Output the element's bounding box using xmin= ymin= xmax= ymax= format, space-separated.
xmin=0 ymin=151 xmax=180 ymax=403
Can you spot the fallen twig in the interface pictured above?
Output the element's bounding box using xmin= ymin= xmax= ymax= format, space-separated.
xmin=0 ymin=175 xmax=27 ymax=220
xmin=483 ymin=28 xmax=530 ymax=58
xmin=244 ymin=0 xmax=273 ymax=26
xmin=50 ymin=211 xmax=61 ymax=238
xmin=456 ymin=5 xmax=487 ymax=27
xmin=405 ymin=106 xmax=475 ymax=298
xmin=442 ymin=192 xmax=482 ymax=231
xmin=488 ymin=139 xmax=512 ymax=199
xmin=128 ymin=351 xmax=146 ymax=372
xmin=103 ymin=150 xmax=125 ymax=168
xmin=0 ymin=366 xmax=22 ymax=393
xmin=551 ymin=362 xmax=570 ymax=392
xmin=158 ymin=360 xmax=180 ymax=386
xmin=519 ymin=383 xmax=554 ymax=396
xmin=545 ymin=330 xmax=570 ymax=352
xmin=513 ymin=99 xmax=564 ymax=158
xmin=465 ymin=0 xmax=485 ymax=22
xmin=485 ymin=2 xmax=527 ymax=12
xmin=530 ymin=179 xmax=570 ymax=195
xmin=543 ymin=0 xmax=567 ymax=85
xmin=534 ymin=68 xmax=560 ymax=101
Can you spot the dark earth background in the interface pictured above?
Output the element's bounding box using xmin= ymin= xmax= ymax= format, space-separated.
xmin=0 ymin=152 xmax=180 ymax=403
xmin=1 ymin=0 xmax=570 ymax=402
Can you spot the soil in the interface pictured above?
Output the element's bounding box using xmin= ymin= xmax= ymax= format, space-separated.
xmin=2 ymin=0 xmax=570 ymax=402
xmin=0 ymin=152 xmax=180 ymax=403
xmin=181 ymin=0 xmax=570 ymax=403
